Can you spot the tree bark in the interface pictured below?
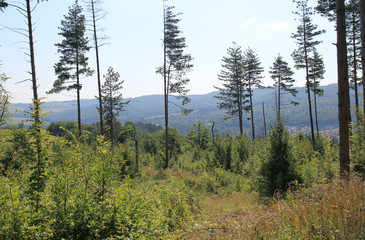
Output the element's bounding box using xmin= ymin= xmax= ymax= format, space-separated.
xmin=337 ymin=0 xmax=351 ymax=180
xmin=163 ymin=1 xmax=169 ymax=169
xmin=360 ymin=0 xmax=365 ymax=134
xmin=76 ymin=50 xmax=82 ymax=139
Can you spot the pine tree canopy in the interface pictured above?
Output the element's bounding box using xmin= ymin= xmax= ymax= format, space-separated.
xmin=48 ymin=1 xmax=93 ymax=94
xmin=215 ymin=42 xmax=249 ymax=120
xmin=162 ymin=2 xmax=193 ymax=107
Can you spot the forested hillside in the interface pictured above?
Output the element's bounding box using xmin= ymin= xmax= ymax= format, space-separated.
xmin=10 ymin=83 xmax=348 ymax=135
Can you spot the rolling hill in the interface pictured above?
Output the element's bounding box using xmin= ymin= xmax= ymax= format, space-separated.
xmin=8 ymin=83 xmax=357 ymax=136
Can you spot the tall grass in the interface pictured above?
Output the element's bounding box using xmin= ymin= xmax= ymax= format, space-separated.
xmin=182 ymin=175 xmax=365 ymax=239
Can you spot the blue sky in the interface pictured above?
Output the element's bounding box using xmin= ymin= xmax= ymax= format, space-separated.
xmin=0 ymin=0 xmax=337 ymax=103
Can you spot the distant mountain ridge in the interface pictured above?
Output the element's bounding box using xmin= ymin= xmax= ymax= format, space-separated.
xmin=9 ymin=83 xmax=355 ymax=135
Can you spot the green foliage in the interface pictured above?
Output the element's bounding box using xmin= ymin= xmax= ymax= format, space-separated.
xmin=212 ymin=135 xmax=233 ymax=171
xmin=100 ymin=67 xmax=130 ymax=144
xmin=157 ymin=127 xmax=183 ymax=166
xmin=0 ymin=65 xmax=10 ymax=127
xmin=315 ymin=0 xmax=336 ymax=22
xmin=351 ymin=116 xmax=365 ymax=175
xmin=0 ymin=129 xmax=31 ymax=175
xmin=117 ymin=121 xmax=136 ymax=144
xmin=260 ymin=120 xmax=301 ymax=196
xmin=47 ymin=121 xmax=78 ymax=137
xmin=0 ymin=114 xmax=363 ymax=238
xmin=186 ymin=121 xmax=210 ymax=150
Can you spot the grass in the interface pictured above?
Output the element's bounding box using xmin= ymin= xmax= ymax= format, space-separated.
xmin=167 ymin=175 xmax=365 ymax=239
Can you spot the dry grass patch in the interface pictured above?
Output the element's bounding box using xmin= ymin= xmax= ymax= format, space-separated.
xmin=170 ymin=176 xmax=365 ymax=239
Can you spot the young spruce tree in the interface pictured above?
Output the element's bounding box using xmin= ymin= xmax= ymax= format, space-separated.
xmin=157 ymin=0 xmax=193 ymax=169
xmin=215 ymin=42 xmax=248 ymax=135
xmin=260 ymin=120 xmax=299 ymax=196
xmin=48 ymin=0 xmax=93 ymax=139
xmin=100 ymin=67 xmax=129 ymax=146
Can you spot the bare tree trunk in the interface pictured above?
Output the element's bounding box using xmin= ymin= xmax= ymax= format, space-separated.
xmin=314 ymin=91 xmax=319 ymax=134
xmin=91 ymin=0 xmax=104 ymax=136
xmin=360 ymin=0 xmax=365 ymax=133
xmin=262 ymin=101 xmax=267 ymax=138
xmin=337 ymin=0 xmax=351 ymax=180
xmin=278 ymin=75 xmax=281 ymax=120
xmin=211 ymin=122 xmax=215 ymax=142
xmin=76 ymin=50 xmax=82 ymax=139
xmin=164 ymin=74 xmax=169 ymax=169
xmin=109 ymin=90 xmax=114 ymax=146
xmin=238 ymin=108 xmax=243 ymax=135
xmin=238 ymin=92 xmax=243 ymax=135
xmin=163 ymin=1 xmax=169 ymax=169
xmin=302 ymin=16 xmax=316 ymax=146
xmin=274 ymin=87 xmax=278 ymax=119
xmin=351 ymin=11 xmax=360 ymax=124
xmin=249 ymin=81 xmax=255 ymax=140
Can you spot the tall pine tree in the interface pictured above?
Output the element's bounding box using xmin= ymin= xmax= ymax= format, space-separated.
xmin=337 ymin=0 xmax=351 ymax=179
xmin=308 ymin=47 xmax=325 ymax=134
xmin=292 ymin=0 xmax=325 ymax=145
xmin=243 ymin=47 xmax=264 ymax=140
xmin=157 ymin=0 xmax=193 ymax=169
xmin=215 ymin=42 xmax=248 ymax=135
xmin=346 ymin=0 xmax=362 ymax=122
xmin=48 ymin=0 xmax=93 ymax=139
xmin=269 ymin=54 xmax=298 ymax=120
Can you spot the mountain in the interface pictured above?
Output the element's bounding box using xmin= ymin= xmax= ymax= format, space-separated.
xmin=8 ymin=83 xmax=357 ymax=135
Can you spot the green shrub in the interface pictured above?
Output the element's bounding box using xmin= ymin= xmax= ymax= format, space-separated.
xmin=260 ymin=120 xmax=301 ymax=196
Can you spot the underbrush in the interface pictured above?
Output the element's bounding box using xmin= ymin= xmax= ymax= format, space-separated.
xmin=0 ymin=174 xmax=197 ymax=239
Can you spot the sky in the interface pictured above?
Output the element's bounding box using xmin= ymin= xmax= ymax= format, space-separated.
xmin=0 ymin=0 xmax=337 ymax=103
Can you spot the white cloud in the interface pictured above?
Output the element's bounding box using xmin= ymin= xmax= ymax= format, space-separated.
xmin=241 ymin=18 xmax=257 ymax=28
xmin=263 ymin=21 xmax=290 ymax=32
